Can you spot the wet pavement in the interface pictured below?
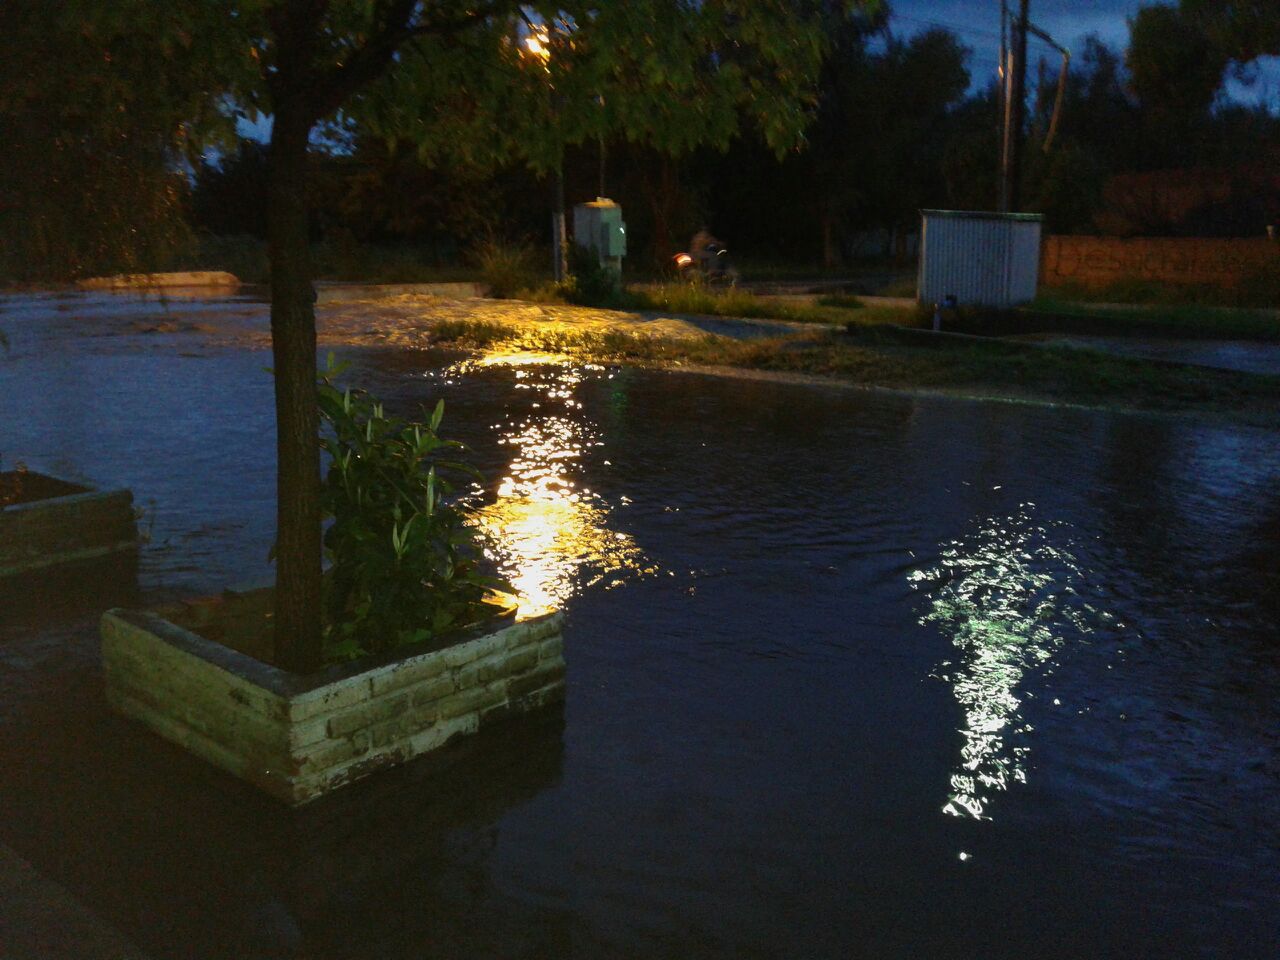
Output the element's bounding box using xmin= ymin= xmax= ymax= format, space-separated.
xmin=1036 ymin=334 xmax=1280 ymax=377
xmin=0 ymin=290 xmax=1277 ymax=959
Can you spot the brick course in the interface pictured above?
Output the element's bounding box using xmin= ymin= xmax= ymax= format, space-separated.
xmin=1041 ymin=235 xmax=1278 ymax=289
xmin=0 ymin=483 xmax=137 ymax=577
xmin=100 ymin=600 xmax=566 ymax=805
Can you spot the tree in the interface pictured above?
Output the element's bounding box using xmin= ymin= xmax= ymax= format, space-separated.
xmin=1018 ymin=38 xmax=1135 ymax=232
xmin=265 ymin=1 xmax=872 ymax=671
xmin=0 ymin=2 xmax=245 ymax=280
xmin=1127 ymin=1 xmax=1280 ymax=123
xmin=6 ymin=1 xmax=871 ymax=671
xmin=704 ymin=19 xmax=968 ymax=266
xmin=836 ymin=28 xmax=970 ymax=252
xmin=1126 ymin=5 xmax=1226 ymax=127
xmin=1181 ymin=0 xmax=1280 ymax=63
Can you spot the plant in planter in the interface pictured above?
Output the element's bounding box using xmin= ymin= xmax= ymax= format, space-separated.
xmin=101 ymin=372 xmax=566 ymax=805
xmin=316 ymin=360 xmax=504 ymax=663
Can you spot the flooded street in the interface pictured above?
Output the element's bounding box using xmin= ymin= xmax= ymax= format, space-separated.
xmin=0 ymin=291 xmax=1277 ymax=958
xmin=1040 ymin=334 xmax=1280 ymax=377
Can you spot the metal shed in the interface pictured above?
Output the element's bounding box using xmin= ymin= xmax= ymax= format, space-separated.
xmin=917 ymin=210 xmax=1043 ymax=308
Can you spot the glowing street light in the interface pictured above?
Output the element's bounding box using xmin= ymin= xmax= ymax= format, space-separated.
xmin=522 ymin=31 xmax=550 ymax=62
xmin=518 ymin=24 xmax=566 ymax=282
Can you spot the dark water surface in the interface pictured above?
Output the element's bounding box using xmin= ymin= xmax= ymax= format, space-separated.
xmin=1042 ymin=335 xmax=1280 ymax=376
xmin=0 ymin=293 xmax=1277 ymax=958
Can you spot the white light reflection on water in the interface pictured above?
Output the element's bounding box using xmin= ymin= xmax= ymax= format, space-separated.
xmin=453 ymin=350 xmax=655 ymax=618
xmin=909 ymin=505 xmax=1110 ymax=820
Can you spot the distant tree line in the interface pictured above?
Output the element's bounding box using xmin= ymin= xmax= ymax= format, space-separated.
xmin=5 ymin=2 xmax=1280 ymax=282
xmin=184 ymin=6 xmax=1280 ymax=272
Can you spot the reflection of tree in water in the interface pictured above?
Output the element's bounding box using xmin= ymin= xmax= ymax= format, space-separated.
xmin=456 ymin=352 xmax=656 ymax=618
xmin=275 ymin=712 xmax=573 ymax=958
xmin=909 ymin=505 xmax=1110 ymax=820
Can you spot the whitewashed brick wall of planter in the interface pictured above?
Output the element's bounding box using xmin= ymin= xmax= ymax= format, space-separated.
xmin=100 ymin=608 xmax=566 ymax=805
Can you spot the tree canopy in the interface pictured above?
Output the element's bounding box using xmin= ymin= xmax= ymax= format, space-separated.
xmin=1 ymin=0 xmax=879 ymax=668
xmin=1181 ymin=0 xmax=1280 ymax=63
xmin=2 ymin=1 xmax=879 ymax=282
xmin=0 ymin=1 xmax=245 ymax=279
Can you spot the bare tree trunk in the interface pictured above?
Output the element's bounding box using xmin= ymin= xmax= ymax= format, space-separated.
xmin=821 ymin=207 xmax=838 ymax=269
xmin=552 ymin=163 xmax=567 ymax=282
xmin=268 ymin=100 xmax=323 ymax=674
xmin=643 ymin=154 xmax=682 ymax=266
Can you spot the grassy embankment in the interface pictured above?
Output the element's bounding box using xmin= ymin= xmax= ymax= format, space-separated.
xmin=1018 ymin=299 xmax=1280 ymax=341
xmin=169 ymin=235 xmax=1280 ymax=419
xmin=543 ymin=277 xmax=1280 ymax=343
xmin=1040 ymin=273 xmax=1280 ymax=311
xmin=424 ymin=314 xmax=1280 ymax=423
xmin=604 ymin=284 xmax=917 ymax=328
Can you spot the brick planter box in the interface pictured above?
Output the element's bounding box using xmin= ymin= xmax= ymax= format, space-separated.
xmin=0 ymin=471 xmax=137 ymax=579
xmin=100 ymin=589 xmax=566 ymax=805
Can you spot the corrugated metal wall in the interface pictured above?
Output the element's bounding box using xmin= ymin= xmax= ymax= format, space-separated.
xmin=1008 ymin=220 xmax=1042 ymax=303
xmin=917 ymin=211 xmax=1043 ymax=308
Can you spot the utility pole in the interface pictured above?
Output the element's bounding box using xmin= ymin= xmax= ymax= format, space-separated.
xmin=552 ymin=162 xmax=567 ymax=283
xmin=1001 ymin=0 xmax=1030 ymax=212
xmin=997 ymin=0 xmax=1008 ymax=211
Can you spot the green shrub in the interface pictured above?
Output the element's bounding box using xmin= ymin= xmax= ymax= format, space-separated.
xmin=470 ymin=236 xmax=541 ymax=298
xmin=317 ymin=358 xmax=503 ymax=662
xmin=559 ymin=244 xmax=629 ymax=307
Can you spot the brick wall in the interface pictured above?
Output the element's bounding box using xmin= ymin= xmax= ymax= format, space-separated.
xmin=101 ymin=606 xmax=566 ymax=805
xmin=1041 ymin=235 xmax=1278 ymax=289
xmin=0 ymin=488 xmax=136 ymax=576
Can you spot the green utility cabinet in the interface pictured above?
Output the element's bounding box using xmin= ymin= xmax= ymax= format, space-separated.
xmin=573 ymin=198 xmax=627 ymax=275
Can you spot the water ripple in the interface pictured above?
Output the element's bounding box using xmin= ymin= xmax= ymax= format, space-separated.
xmin=910 ymin=505 xmax=1117 ymax=820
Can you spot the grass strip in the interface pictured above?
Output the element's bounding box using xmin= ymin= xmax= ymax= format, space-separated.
xmin=427 ymin=318 xmax=1280 ymax=422
xmin=1022 ymin=299 xmax=1280 ymax=342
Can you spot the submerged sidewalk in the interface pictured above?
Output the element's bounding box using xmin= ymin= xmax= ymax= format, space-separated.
xmin=0 ymin=844 xmax=147 ymax=960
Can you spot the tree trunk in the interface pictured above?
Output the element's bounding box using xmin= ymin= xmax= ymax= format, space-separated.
xmin=643 ymin=154 xmax=681 ymax=266
xmin=268 ymin=102 xmax=323 ymax=674
xmin=821 ymin=207 xmax=838 ymax=269
xmin=551 ymin=163 xmax=567 ymax=282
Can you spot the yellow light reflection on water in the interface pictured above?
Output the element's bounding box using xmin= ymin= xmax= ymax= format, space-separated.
xmin=457 ymin=351 xmax=653 ymax=618
xmin=910 ymin=505 xmax=1103 ymax=820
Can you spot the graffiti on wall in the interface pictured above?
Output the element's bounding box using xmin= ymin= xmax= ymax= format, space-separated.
xmin=1041 ymin=236 xmax=1277 ymax=288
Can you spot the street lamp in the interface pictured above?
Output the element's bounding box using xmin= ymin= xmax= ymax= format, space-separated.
xmin=520 ymin=27 xmax=567 ymax=283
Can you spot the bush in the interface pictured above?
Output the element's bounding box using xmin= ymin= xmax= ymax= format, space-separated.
xmin=470 ymin=236 xmax=541 ymax=298
xmin=317 ymin=359 xmax=503 ymax=662
xmin=559 ymin=244 xmax=627 ymax=307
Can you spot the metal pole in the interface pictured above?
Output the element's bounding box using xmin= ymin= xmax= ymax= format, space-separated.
xmin=552 ymin=162 xmax=567 ymax=282
xmin=550 ymin=85 xmax=567 ymax=283
xmin=998 ymin=0 xmax=1008 ymax=211
xmin=598 ymin=135 xmax=606 ymax=199
xmin=1005 ymin=0 xmax=1030 ymax=213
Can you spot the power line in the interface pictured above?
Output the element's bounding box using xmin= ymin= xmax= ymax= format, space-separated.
xmin=891 ymin=13 xmax=1004 ymax=42
xmin=889 ymin=12 xmax=1060 ymax=50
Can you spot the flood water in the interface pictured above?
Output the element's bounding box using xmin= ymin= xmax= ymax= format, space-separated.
xmin=1 ymin=292 xmax=1278 ymax=959
xmin=1041 ymin=334 xmax=1280 ymax=377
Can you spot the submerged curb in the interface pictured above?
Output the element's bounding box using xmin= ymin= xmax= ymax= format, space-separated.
xmin=0 ymin=844 xmax=148 ymax=960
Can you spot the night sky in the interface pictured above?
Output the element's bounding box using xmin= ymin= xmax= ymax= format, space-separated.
xmin=889 ymin=0 xmax=1279 ymax=107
